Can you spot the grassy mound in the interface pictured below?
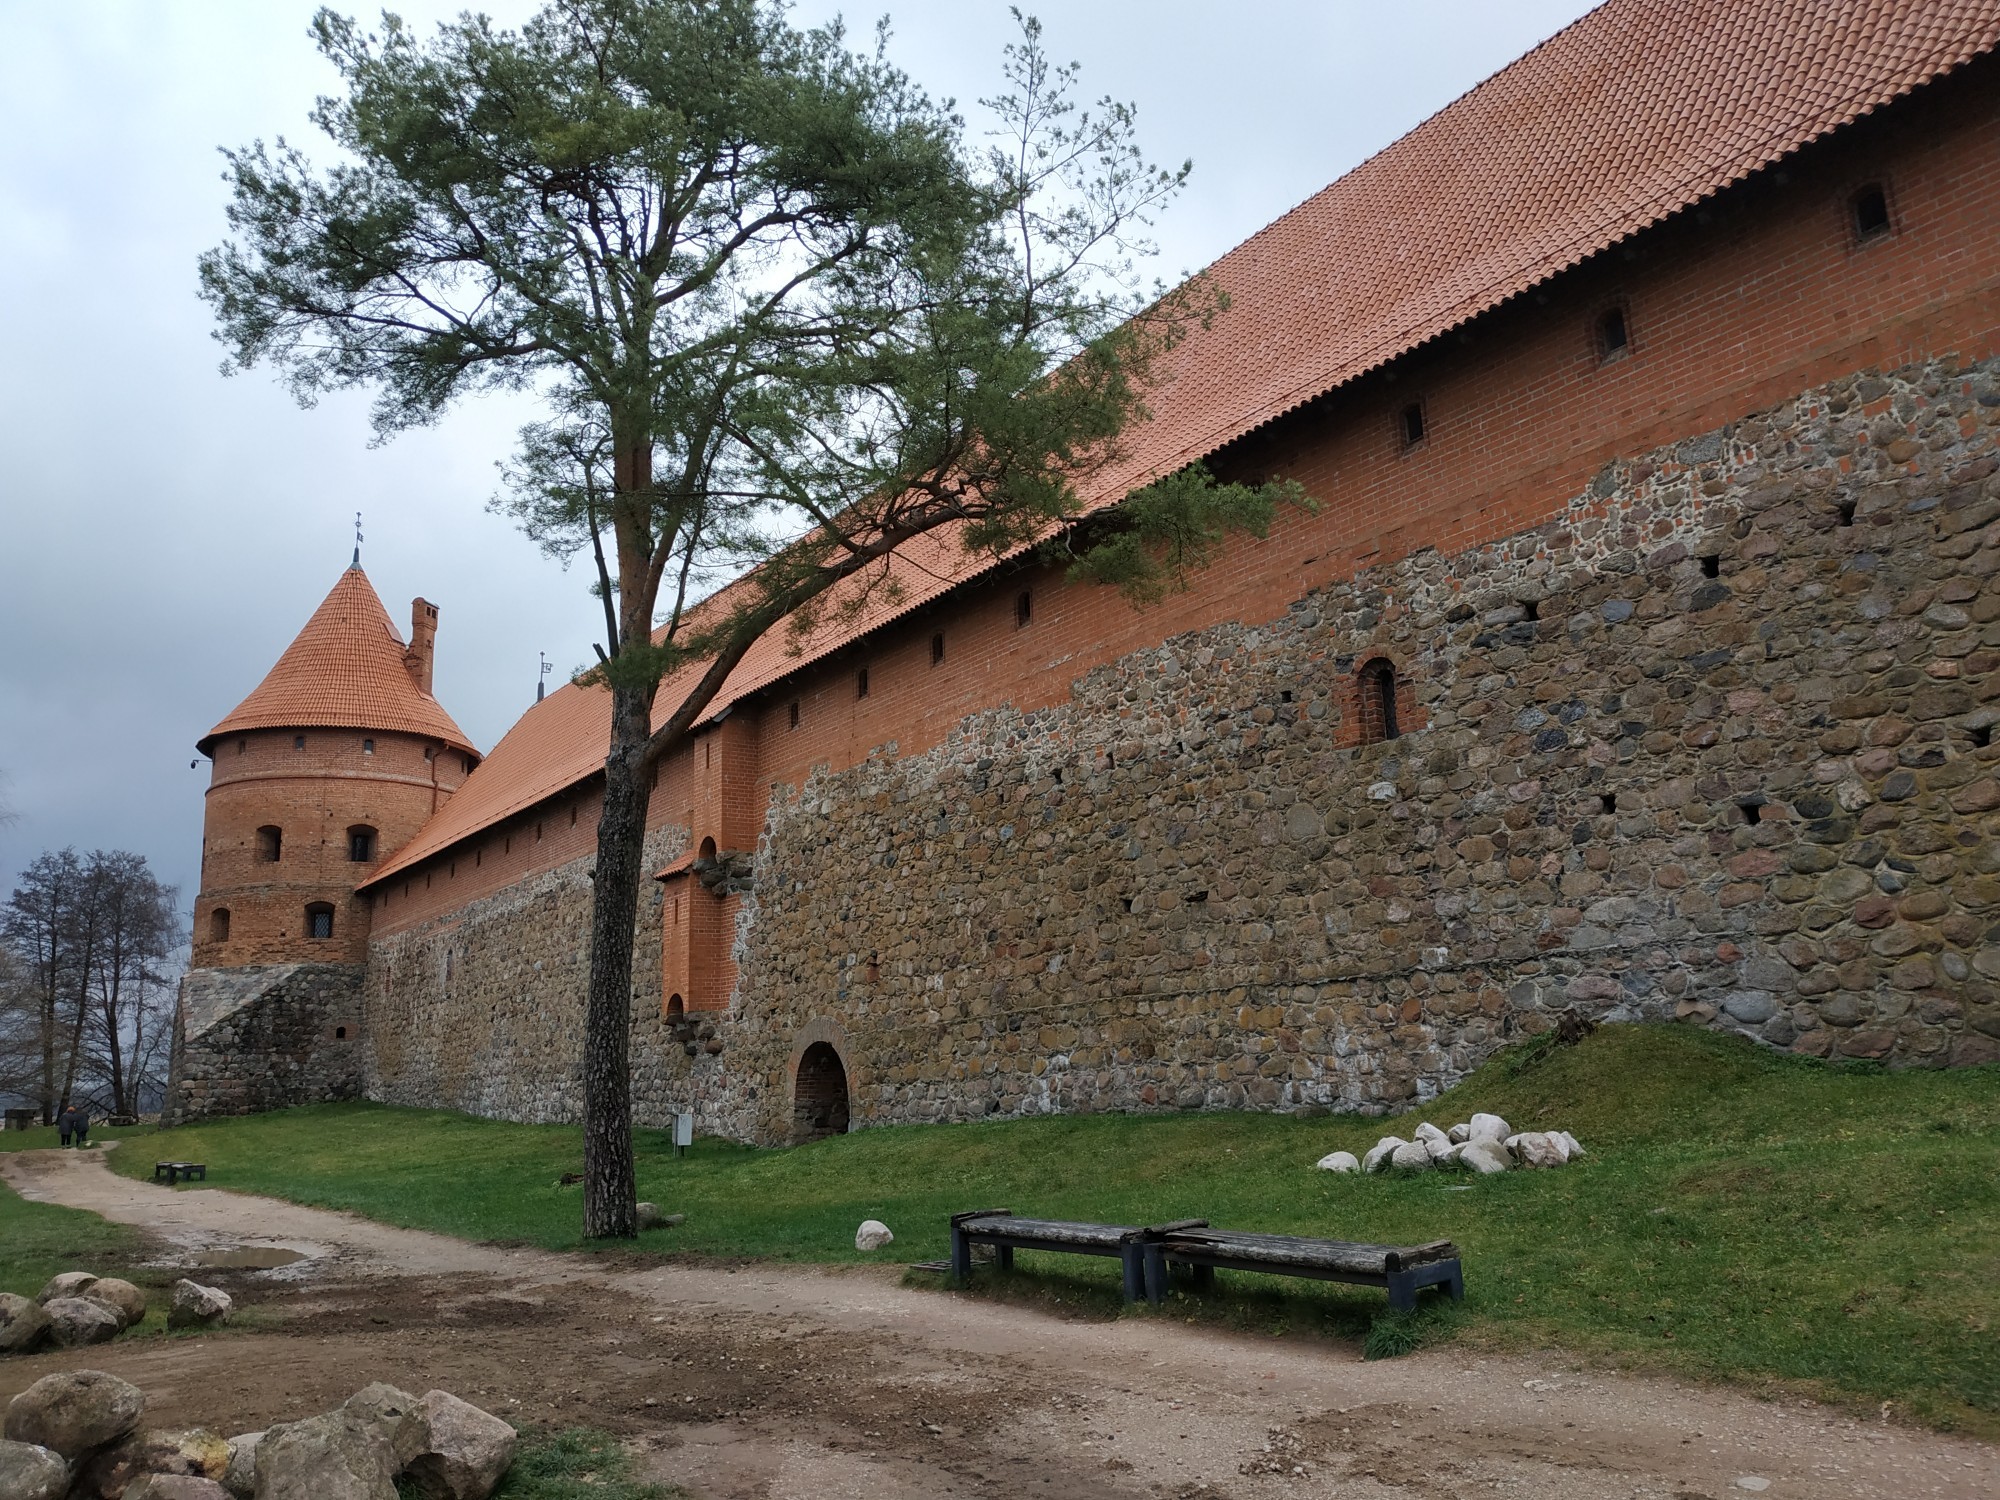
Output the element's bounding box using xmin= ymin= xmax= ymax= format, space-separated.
xmin=118 ymin=1025 xmax=1999 ymax=1431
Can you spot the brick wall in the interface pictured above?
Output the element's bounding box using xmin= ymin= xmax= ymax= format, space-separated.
xmin=367 ymin=52 xmax=2000 ymax=954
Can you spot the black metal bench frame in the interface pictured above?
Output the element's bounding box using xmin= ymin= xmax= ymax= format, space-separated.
xmin=948 ymin=1209 xmax=1207 ymax=1303
xmin=1146 ymin=1229 xmax=1463 ymax=1311
xmin=154 ymin=1162 xmax=208 ymax=1185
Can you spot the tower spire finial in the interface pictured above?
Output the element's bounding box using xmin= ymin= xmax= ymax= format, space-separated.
xmin=537 ymin=651 xmax=552 ymax=702
xmin=353 ymin=511 xmax=364 ymax=568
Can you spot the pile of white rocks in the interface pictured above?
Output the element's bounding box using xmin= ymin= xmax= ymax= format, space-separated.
xmin=0 ymin=1272 xmax=231 ymax=1357
xmin=0 ymin=1371 xmax=517 ymax=1500
xmin=1314 ymin=1114 xmax=1587 ymax=1176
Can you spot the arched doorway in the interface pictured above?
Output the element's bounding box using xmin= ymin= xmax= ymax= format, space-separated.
xmin=793 ymin=1041 xmax=850 ymax=1141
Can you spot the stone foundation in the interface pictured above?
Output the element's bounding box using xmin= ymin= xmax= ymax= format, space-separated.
xmin=166 ymin=963 xmax=365 ymax=1123
xmin=363 ymin=356 xmax=2000 ymax=1143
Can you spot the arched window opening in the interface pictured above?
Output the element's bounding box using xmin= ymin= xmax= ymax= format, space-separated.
xmin=347 ymin=825 xmax=377 ymax=862
xmin=1357 ymin=658 xmax=1401 ymax=745
xmin=362 ymin=737 xmax=375 ymax=755
xmin=699 ymin=836 xmax=718 ymax=862
xmin=794 ymin=1042 xmax=850 ymax=1141
xmin=666 ymin=993 xmax=686 ymax=1020
xmin=305 ymin=902 xmax=335 ymax=941
xmin=210 ymin=908 xmax=231 ymax=944
xmin=257 ymin=826 xmax=282 ymax=862
xmin=334 ymin=1025 xmax=348 ymax=1039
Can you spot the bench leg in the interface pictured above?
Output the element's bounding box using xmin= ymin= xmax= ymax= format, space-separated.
xmin=950 ymin=1225 xmax=972 ymax=1286
xmin=1447 ymin=1261 xmax=1464 ymax=1302
xmin=1386 ymin=1270 xmax=1417 ymax=1312
xmin=997 ymin=1245 xmax=1014 ymax=1272
xmin=1142 ymin=1243 xmax=1166 ymax=1306
xmin=1120 ymin=1245 xmax=1144 ymax=1304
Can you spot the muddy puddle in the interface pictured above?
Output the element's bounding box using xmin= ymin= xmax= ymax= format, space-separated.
xmin=186 ymin=1246 xmax=309 ymax=1270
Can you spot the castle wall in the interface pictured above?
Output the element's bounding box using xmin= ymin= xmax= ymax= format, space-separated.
xmin=360 ymin=356 xmax=2000 ymax=1140
xmin=364 ymin=53 xmax=2000 ymax=949
xmin=166 ymin=963 xmax=365 ymax=1123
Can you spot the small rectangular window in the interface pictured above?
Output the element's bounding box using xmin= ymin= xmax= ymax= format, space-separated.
xmin=1851 ymin=182 xmax=1891 ymax=242
xmin=788 ymin=700 xmax=801 ymax=729
xmin=1399 ymin=401 xmax=1426 ymax=449
xmin=1015 ymin=590 xmax=1033 ymax=628
xmin=856 ymin=667 xmax=870 ymax=699
xmin=362 ymin=738 xmax=374 ymax=755
xmin=293 ymin=734 xmax=306 ymax=750
xmin=1596 ymin=305 xmax=1630 ymax=360
xmin=931 ymin=633 xmax=946 ymax=666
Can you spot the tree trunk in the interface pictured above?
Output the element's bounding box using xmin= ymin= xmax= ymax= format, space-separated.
xmin=581 ymin=681 xmax=654 ymax=1239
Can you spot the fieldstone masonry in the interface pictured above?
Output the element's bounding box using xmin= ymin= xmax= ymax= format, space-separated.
xmin=349 ymin=356 xmax=2000 ymax=1144
xmin=167 ymin=964 xmax=364 ymax=1124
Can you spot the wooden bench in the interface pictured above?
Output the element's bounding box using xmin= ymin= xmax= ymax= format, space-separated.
xmin=1146 ymin=1228 xmax=1463 ymax=1311
xmin=153 ymin=1162 xmax=207 ymax=1185
xmin=948 ymin=1210 xmax=1208 ymax=1303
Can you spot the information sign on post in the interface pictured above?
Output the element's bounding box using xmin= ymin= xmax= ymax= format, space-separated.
xmin=674 ymin=1111 xmax=693 ymax=1158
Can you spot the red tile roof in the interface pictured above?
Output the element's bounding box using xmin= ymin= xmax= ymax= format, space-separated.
xmin=366 ymin=0 xmax=2000 ymax=885
xmin=201 ymin=566 xmax=478 ymax=757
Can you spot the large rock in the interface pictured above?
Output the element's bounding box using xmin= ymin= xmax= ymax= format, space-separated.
xmin=1361 ymin=1136 xmax=1406 ymax=1173
xmin=37 ymin=1271 xmax=99 ymax=1304
xmin=3 ymin=1369 xmax=145 ymax=1458
xmin=168 ymin=1280 xmax=232 ymax=1330
xmin=1466 ymin=1113 xmax=1510 ymax=1143
xmin=85 ymin=1277 xmax=148 ymax=1329
xmin=340 ymin=1384 xmax=417 ymax=1445
xmin=1388 ymin=1141 xmax=1433 ymax=1171
xmin=1458 ymin=1140 xmax=1512 ymax=1175
xmin=0 ymin=1438 xmax=68 ymax=1500
xmin=1555 ymin=1131 xmax=1587 ymax=1159
xmin=221 ymin=1432 xmax=262 ymax=1498
xmin=854 ymin=1220 xmax=893 ymax=1251
xmin=126 ymin=1479 xmax=232 ymax=1500
xmin=42 ymin=1296 xmax=123 ymax=1348
xmin=74 ymin=1426 xmax=231 ymax=1499
xmin=1514 ymin=1131 xmax=1569 ymax=1168
xmin=1414 ymin=1122 xmax=1457 ymax=1162
xmin=253 ymin=1410 xmax=397 ymax=1500
xmin=393 ymin=1390 xmax=518 ymax=1500
xmin=0 ymin=1292 xmax=50 ymax=1353
xmin=1313 ymin=1150 xmax=1360 ymax=1173
xmin=1446 ymin=1122 xmax=1472 ymax=1144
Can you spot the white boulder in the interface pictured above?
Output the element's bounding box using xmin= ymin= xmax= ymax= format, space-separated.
xmin=855 ymin=1220 xmax=894 ymax=1251
xmin=1388 ymin=1141 xmax=1433 ymax=1171
xmin=168 ymin=1279 xmax=232 ymax=1330
xmin=84 ymin=1277 xmax=147 ymax=1329
xmin=1514 ymin=1131 xmax=1568 ymax=1168
xmin=1446 ymin=1122 xmax=1471 ymax=1144
xmin=1314 ymin=1151 xmax=1360 ymax=1173
xmin=222 ymin=1432 xmax=262 ymax=1498
xmin=393 ymin=1389 xmax=518 ymax=1500
xmin=1458 ymin=1140 xmax=1512 ymax=1175
xmin=1467 ymin=1113 xmax=1510 ymax=1143
xmin=1556 ymin=1131 xmax=1586 ymax=1158
xmin=1361 ymin=1136 xmax=1406 ymax=1173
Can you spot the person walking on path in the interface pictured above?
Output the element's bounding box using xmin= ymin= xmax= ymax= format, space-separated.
xmin=72 ymin=1108 xmax=89 ymax=1148
xmin=56 ymin=1106 xmax=74 ymax=1147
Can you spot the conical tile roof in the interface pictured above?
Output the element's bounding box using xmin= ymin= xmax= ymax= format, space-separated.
xmin=199 ymin=565 xmax=478 ymax=757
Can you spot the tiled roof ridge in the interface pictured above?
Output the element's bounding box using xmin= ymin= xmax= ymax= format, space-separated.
xmin=201 ymin=564 xmax=479 ymax=757
xmin=362 ymin=0 xmax=2000 ymax=888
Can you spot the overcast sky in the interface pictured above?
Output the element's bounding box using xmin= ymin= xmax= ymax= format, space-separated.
xmin=0 ymin=0 xmax=1598 ymax=917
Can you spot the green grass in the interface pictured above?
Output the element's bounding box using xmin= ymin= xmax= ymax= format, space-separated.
xmin=463 ymin=1430 xmax=676 ymax=1500
xmin=112 ymin=1025 xmax=2000 ymax=1432
xmin=0 ymin=1178 xmax=153 ymax=1303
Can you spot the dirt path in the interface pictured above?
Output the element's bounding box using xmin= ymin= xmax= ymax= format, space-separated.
xmin=3 ymin=1149 xmax=1992 ymax=1500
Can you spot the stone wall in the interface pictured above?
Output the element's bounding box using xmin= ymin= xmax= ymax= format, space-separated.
xmin=360 ymin=826 xmax=738 ymax=1128
xmin=362 ymin=356 xmax=2000 ymax=1143
xmin=166 ymin=963 xmax=365 ymax=1123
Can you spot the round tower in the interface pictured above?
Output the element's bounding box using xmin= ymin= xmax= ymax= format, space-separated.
xmin=189 ymin=563 xmax=480 ymax=968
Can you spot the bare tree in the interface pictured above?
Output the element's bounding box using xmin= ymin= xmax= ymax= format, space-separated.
xmin=1 ymin=848 xmax=182 ymax=1120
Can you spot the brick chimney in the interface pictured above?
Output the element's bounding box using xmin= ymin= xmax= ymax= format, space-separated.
xmin=404 ymin=598 xmax=438 ymax=696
